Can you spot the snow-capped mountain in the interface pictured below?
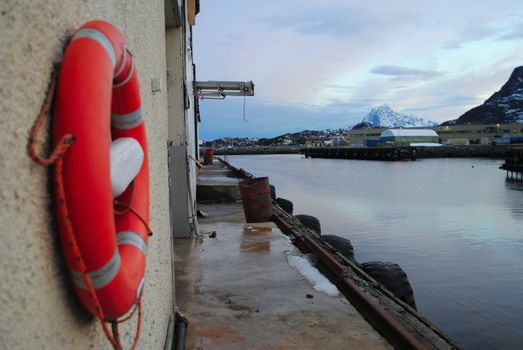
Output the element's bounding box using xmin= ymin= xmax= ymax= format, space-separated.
xmin=444 ymin=66 xmax=523 ymax=125
xmin=354 ymin=104 xmax=437 ymax=129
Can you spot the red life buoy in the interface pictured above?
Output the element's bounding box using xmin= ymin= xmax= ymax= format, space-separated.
xmin=52 ymin=20 xmax=149 ymax=320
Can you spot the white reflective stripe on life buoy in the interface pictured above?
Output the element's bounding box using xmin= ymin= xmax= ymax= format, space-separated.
xmin=114 ymin=46 xmax=128 ymax=78
xmin=71 ymin=28 xmax=116 ymax=69
xmin=69 ymin=250 xmax=121 ymax=290
xmin=117 ymin=231 xmax=147 ymax=255
xmin=113 ymin=58 xmax=135 ymax=89
xmin=135 ymin=278 xmax=145 ymax=303
xmin=111 ymin=106 xmax=144 ymax=130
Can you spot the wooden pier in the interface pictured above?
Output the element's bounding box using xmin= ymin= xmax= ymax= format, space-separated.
xmin=302 ymin=145 xmax=512 ymax=161
xmin=302 ymin=147 xmax=417 ymax=161
xmin=500 ymin=146 xmax=523 ymax=181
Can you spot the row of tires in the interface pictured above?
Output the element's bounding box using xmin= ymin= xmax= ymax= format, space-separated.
xmin=271 ymin=186 xmax=416 ymax=309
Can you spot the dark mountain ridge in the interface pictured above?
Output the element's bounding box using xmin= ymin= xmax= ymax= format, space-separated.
xmin=445 ymin=66 xmax=523 ymax=125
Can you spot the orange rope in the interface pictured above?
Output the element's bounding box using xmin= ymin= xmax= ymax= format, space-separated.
xmin=115 ymin=284 xmax=143 ymax=324
xmin=112 ymin=182 xmax=152 ymax=236
xmin=111 ymin=283 xmax=143 ymax=350
xmin=113 ymin=182 xmax=135 ymax=216
xmin=27 ymin=75 xmax=76 ymax=166
xmin=55 ymin=157 xmax=122 ymax=350
xmin=114 ymin=199 xmax=153 ymax=237
xmin=130 ymin=289 xmax=144 ymax=350
xmin=28 ymin=71 xmax=143 ymax=350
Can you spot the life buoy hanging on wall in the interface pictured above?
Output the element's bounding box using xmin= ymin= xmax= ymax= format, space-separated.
xmin=53 ymin=20 xmax=149 ymax=321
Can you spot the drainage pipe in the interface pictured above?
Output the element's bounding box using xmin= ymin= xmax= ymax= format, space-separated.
xmin=174 ymin=310 xmax=189 ymax=350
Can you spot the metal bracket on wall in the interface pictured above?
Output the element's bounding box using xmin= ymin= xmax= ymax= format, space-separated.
xmin=193 ymin=80 xmax=255 ymax=100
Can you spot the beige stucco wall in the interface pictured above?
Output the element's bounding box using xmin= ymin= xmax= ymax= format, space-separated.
xmin=0 ymin=1 xmax=176 ymax=348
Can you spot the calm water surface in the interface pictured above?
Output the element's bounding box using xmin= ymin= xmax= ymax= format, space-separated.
xmin=229 ymin=154 xmax=523 ymax=350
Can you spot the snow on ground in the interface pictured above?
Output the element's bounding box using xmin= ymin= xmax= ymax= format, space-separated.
xmin=287 ymin=255 xmax=339 ymax=296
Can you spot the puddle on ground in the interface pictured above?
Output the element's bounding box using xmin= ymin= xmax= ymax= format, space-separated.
xmin=200 ymin=289 xmax=258 ymax=315
xmin=242 ymin=225 xmax=272 ymax=235
xmin=241 ymin=225 xmax=272 ymax=252
xmin=240 ymin=241 xmax=271 ymax=252
xmin=188 ymin=323 xmax=245 ymax=347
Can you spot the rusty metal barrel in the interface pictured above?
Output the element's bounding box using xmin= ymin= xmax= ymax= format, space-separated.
xmin=204 ymin=148 xmax=213 ymax=165
xmin=238 ymin=177 xmax=273 ymax=222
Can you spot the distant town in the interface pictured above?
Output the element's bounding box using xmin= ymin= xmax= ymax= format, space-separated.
xmin=202 ymin=123 xmax=523 ymax=154
xmin=203 ymin=66 xmax=523 ymax=153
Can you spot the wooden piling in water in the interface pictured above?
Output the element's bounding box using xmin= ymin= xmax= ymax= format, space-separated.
xmin=500 ymin=146 xmax=523 ymax=181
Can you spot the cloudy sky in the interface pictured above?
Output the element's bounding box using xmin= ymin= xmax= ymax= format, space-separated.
xmin=194 ymin=0 xmax=523 ymax=140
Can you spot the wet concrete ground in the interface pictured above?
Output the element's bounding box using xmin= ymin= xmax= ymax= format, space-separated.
xmin=174 ymin=163 xmax=391 ymax=349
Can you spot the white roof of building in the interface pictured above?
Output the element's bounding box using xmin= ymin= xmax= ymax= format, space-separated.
xmin=380 ymin=129 xmax=438 ymax=137
xmin=410 ymin=143 xmax=442 ymax=147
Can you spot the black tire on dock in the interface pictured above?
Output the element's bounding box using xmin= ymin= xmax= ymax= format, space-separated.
xmin=275 ymin=197 xmax=293 ymax=214
xmin=361 ymin=261 xmax=417 ymax=309
xmin=270 ymin=184 xmax=276 ymax=200
xmin=321 ymin=235 xmax=354 ymax=260
xmin=295 ymin=214 xmax=321 ymax=235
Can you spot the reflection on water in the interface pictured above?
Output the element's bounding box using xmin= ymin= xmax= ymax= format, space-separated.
xmin=230 ymin=154 xmax=523 ymax=350
xmin=506 ymin=181 xmax=523 ymax=221
xmin=506 ymin=179 xmax=523 ymax=193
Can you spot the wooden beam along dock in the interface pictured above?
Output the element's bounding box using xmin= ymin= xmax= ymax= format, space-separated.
xmin=302 ymin=147 xmax=417 ymax=161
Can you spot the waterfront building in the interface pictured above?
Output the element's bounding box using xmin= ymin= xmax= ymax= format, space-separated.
xmin=379 ymin=129 xmax=439 ymax=145
xmin=304 ymin=138 xmax=329 ymax=148
xmin=347 ymin=123 xmax=523 ymax=145
xmin=330 ymin=135 xmax=348 ymax=147
xmin=435 ymin=124 xmax=523 ymax=145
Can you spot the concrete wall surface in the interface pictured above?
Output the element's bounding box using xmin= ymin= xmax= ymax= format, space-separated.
xmin=165 ymin=11 xmax=198 ymax=237
xmin=0 ymin=1 xmax=177 ymax=348
xmin=185 ymin=51 xmax=198 ymax=229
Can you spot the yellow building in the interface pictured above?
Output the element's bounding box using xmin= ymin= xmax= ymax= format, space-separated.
xmin=346 ymin=123 xmax=523 ymax=145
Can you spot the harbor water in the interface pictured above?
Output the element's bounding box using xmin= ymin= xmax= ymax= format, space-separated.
xmin=228 ymin=154 xmax=523 ymax=350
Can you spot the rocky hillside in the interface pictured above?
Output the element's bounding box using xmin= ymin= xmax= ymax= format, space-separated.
xmin=204 ymin=129 xmax=347 ymax=148
xmin=257 ymin=129 xmax=346 ymax=146
xmin=446 ymin=66 xmax=523 ymax=125
xmin=352 ymin=104 xmax=437 ymax=129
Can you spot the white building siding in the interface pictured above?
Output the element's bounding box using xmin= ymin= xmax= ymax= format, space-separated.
xmin=380 ymin=129 xmax=438 ymax=138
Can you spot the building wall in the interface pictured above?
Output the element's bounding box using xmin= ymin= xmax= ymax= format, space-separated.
xmin=381 ymin=136 xmax=439 ymax=144
xmin=347 ymin=123 xmax=523 ymax=145
xmin=0 ymin=1 xmax=189 ymax=348
xmin=183 ymin=20 xmax=198 ymax=234
xmin=166 ymin=16 xmax=198 ymax=237
xmin=435 ymin=124 xmax=523 ymax=144
xmin=166 ymin=25 xmax=191 ymax=238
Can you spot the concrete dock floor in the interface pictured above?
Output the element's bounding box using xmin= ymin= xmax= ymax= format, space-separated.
xmin=174 ymin=163 xmax=391 ymax=349
xmin=196 ymin=165 xmax=242 ymax=202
